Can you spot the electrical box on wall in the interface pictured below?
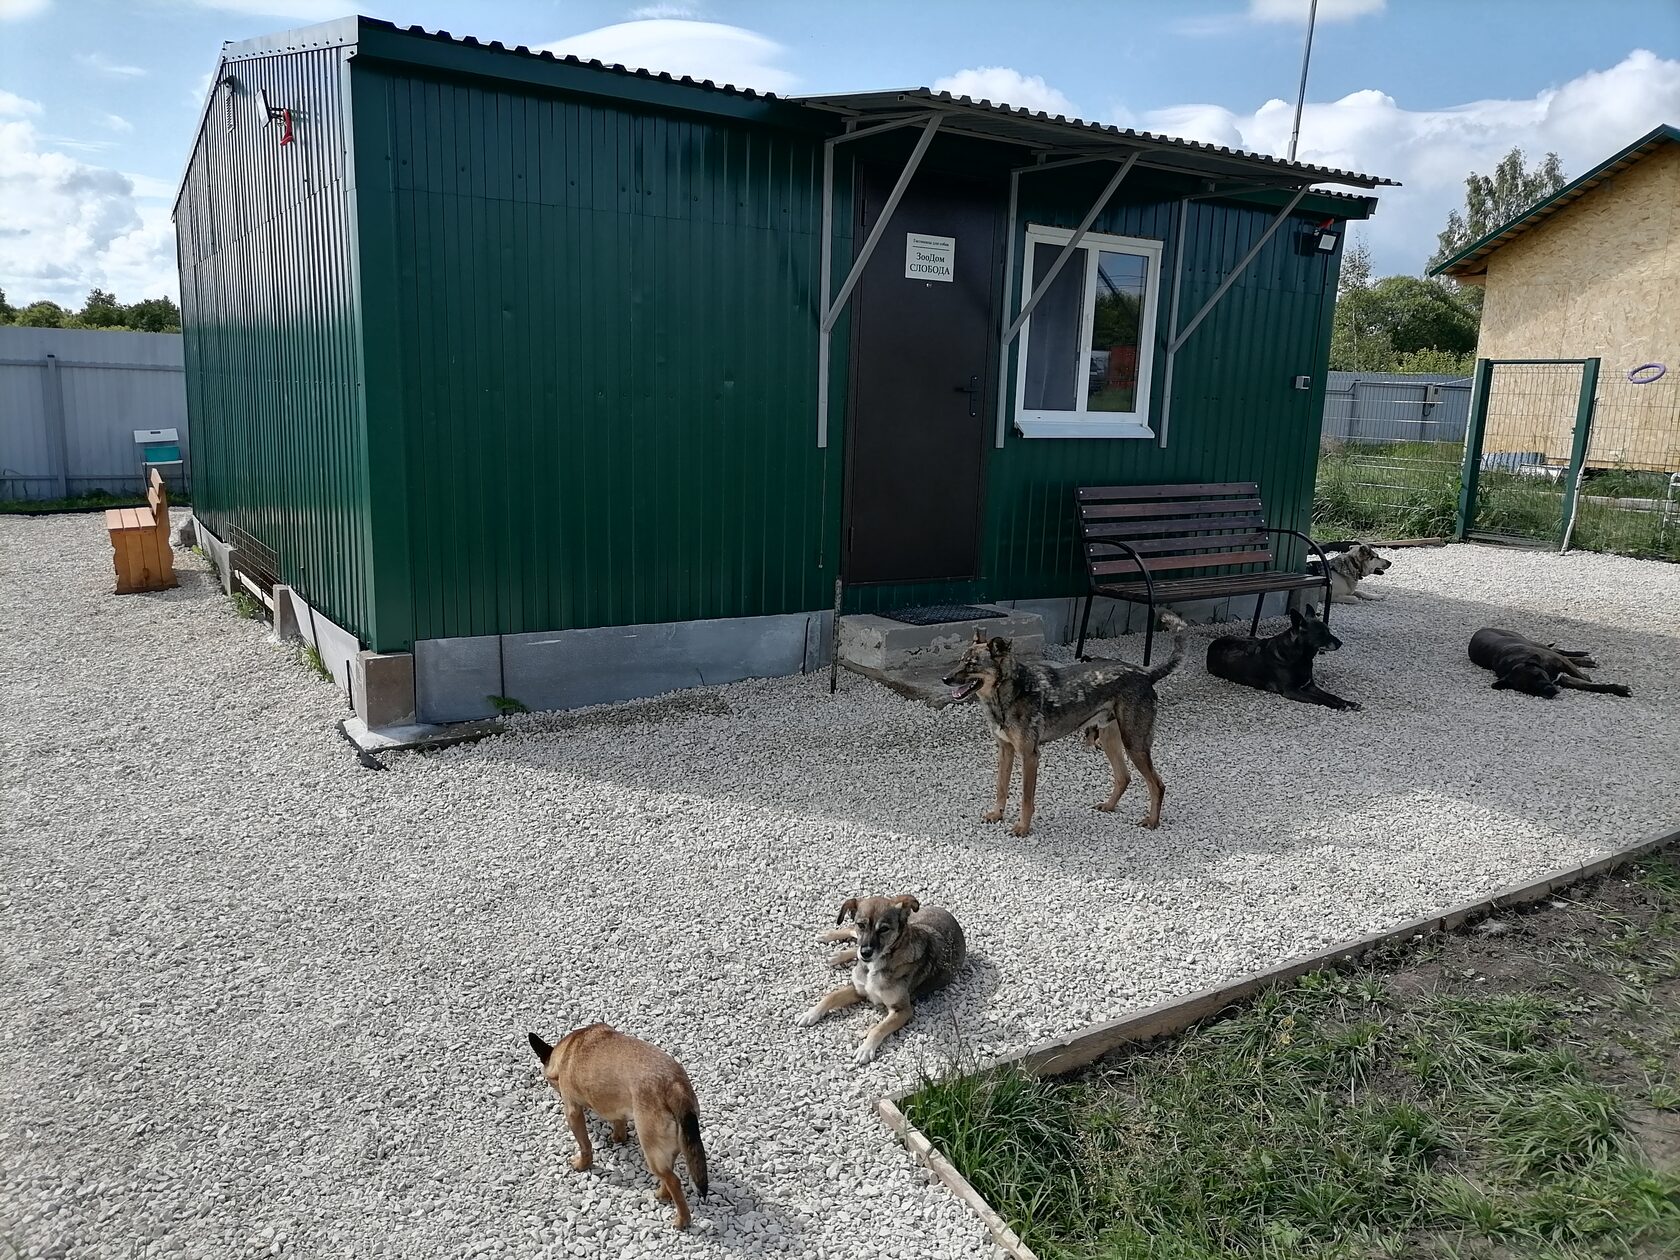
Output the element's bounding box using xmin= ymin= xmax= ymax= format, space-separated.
xmin=1292 ymin=375 xmax=1312 ymax=391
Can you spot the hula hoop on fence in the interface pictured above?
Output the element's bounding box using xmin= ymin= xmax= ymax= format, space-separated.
xmin=1627 ymin=363 xmax=1666 ymax=384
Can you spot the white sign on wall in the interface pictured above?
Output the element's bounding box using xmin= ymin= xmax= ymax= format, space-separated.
xmin=905 ymin=233 xmax=955 ymax=282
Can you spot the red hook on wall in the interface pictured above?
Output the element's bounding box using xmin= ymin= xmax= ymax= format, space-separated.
xmin=279 ymin=107 xmax=294 ymax=146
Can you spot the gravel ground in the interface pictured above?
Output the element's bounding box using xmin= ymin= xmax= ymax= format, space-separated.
xmin=3 ymin=514 xmax=1678 ymax=1260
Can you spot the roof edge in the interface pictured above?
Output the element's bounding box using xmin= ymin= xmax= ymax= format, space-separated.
xmin=1430 ymin=122 xmax=1680 ymax=278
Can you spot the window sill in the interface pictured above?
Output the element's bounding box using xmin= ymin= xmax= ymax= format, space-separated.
xmin=1015 ymin=416 xmax=1155 ymax=440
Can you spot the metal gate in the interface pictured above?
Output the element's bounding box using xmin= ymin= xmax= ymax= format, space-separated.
xmin=1456 ymin=358 xmax=1598 ymax=549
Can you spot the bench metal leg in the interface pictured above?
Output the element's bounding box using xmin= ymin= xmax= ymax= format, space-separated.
xmin=1142 ymin=601 xmax=1156 ymax=666
xmin=1319 ymin=575 xmax=1333 ymax=625
xmin=1249 ymin=593 xmax=1266 ymax=638
xmin=1076 ymin=592 xmax=1095 ymax=661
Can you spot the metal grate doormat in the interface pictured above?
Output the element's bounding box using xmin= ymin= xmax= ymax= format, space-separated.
xmin=881 ymin=604 xmax=999 ymax=626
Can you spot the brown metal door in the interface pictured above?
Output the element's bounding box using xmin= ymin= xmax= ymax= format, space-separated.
xmin=843 ymin=168 xmax=1001 ymax=585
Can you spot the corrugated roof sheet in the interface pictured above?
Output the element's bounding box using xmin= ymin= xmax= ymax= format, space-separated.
xmin=1431 ymin=124 xmax=1680 ymax=278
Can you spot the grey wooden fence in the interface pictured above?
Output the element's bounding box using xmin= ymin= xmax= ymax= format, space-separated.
xmin=0 ymin=326 xmax=188 ymax=502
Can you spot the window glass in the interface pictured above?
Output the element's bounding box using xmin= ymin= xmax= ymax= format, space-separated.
xmin=1021 ymin=241 xmax=1086 ymax=413
xmin=1087 ymin=250 xmax=1148 ymax=414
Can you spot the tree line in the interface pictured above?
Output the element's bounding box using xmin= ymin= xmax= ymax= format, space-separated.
xmin=1330 ymin=146 xmax=1567 ymax=377
xmin=0 ymin=288 xmax=181 ymax=333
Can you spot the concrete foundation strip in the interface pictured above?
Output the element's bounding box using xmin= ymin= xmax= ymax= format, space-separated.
xmin=876 ymin=824 xmax=1680 ymax=1258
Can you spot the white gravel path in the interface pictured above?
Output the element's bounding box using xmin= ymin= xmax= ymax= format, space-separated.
xmin=3 ymin=514 xmax=1678 ymax=1260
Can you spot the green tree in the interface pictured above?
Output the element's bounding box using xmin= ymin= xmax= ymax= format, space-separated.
xmin=77 ymin=287 xmax=126 ymax=328
xmin=122 ymin=296 xmax=181 ymax=332
xmin=16 ymin=300 xmax=70 ymax=327
xmin=1367 ymin=275 xmax=1479 ymax=358
xmin=1430 ymin=146 xmax=1567 ymax=270
xmin=1392 ymin=346 xmax=1476 ymax=376
xmin=0 ymin=287 xmax=13 ymax=323
xmin=1329 ymin=235 xmax=1394 ymax=371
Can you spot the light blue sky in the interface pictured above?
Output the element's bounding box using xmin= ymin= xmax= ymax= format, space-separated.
xmin=2 ymin=0 xmax=1677 ymax=305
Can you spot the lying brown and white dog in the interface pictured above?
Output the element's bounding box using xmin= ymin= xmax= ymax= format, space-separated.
xmin=795 ymin=895 xmax=967 ymax=1066
xmin=1294 ymin=542 xmax=1392 ymax=614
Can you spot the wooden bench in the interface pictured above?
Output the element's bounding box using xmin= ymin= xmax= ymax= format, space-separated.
xmin=1075 ymin=481 xmax=1332 ymax=663
xmin=105 ymin=469 xmax=177 ymax=594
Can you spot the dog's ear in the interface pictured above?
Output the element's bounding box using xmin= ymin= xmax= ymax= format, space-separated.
xmin=891 ymin=894 xmax=921 ymax=914
xmin=834 ymin=897 xmax=859 ymax=925
xmin=987 ymin=636 xmax=1011 ymax=659
xmin=1288 ymin=607 xmax=1305 ymax=627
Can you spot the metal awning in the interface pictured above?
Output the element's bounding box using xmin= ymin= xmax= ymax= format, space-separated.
xmin=795 ymin=88 xmax=1396 ymax=191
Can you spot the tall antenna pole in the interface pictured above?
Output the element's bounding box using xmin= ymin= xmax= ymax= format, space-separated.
xmin=1287 ymin=0 xmax=1319 ymax=161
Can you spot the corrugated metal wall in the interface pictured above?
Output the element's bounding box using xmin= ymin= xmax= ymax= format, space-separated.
xmin=851 ymin=169 xmax=1340 ymax=612
xmin=351 ymin=63 xmax=840 ymax=649
xmin=176 ymin=43 xmax=372 ymax=642
xmin=0 ymin=327 xmax=187 ymax=501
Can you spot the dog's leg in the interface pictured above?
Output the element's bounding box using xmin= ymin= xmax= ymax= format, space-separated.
xmin=795 ymin=984 xmax=862 ymax=1027
xmin=817 ymin=925 xmax=857 ymax=944
xmin=1554 ymin=656 xmax=1596 ymax=679
xmin=853 ymin=1004 xmax=913 ymax=1067
xmin=1012 ymin=747 xmax=1039 ymax=837
xmin=983 ymin=741 xmax=1014 ymax=824
xmin=1556 ymin=674 xmax=1631 ymax=697
xmin=565 ymin=1103 xmax=594 ymax=1172
xmin=636 ymin=1119 xmax=692 ymax=1229
xmin=825 ymin=945 xmax=859 ymax=968
xmin=611 ymin=1118 xmax=629 ymax=1144
xmin=1120 ymin=727 xmax=1165 ymax=829
xmin=1289 ymin=682 xmax=1362 ymax=711
xmin=1351 ymin=589 xmax=1381 ymax=601
xmin=1547 ymin=644 xmax=1595 ymax=660
xmin=1095 ymin=722 xmax=1130 ymax=812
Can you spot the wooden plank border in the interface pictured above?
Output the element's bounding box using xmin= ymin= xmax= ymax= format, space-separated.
xmin=878 ymin=825 xmax=1679 ymax=1256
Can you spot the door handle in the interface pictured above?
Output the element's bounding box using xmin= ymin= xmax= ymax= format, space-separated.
xmin=953 ymin=374 xmax=981 ymax=418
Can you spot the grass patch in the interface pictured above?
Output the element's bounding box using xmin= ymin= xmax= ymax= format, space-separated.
xmin=488 ymin=694 xmax=530 ymax=716
xmin=0 ymin=487 xmax=193 ymax=514
xmin=905 ymin=852 xmax=1680 ymax=1259
xmin=300 ymin=643 xmax=331 ymax=682
xmin=229 ymin=590 xmax=265 ymax=621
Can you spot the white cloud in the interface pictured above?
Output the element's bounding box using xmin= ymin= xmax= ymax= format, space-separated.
xmin=537 ymin=19 xmax=796 ymax=93
xmin=1131 ymin=49 xmax=1680 ymax=275
xmin=932 ymin=67 xmax=1078 ymax=118
xmin=76 ymin=52 xmax=148 ymax=79
xmin=100 ymin=112 xmax=135 ymax=133
xmin=0 ymin=115 xmax=177 ymax=305
xmin=0 ymin=0 xmax=50 ymax=20
xmin=1249 ymin=0 xmax=1384 ymax=23
xmin=0 ymin=87 xmax=42 ymax=117
xmin=627 ymin=3 xmax=698 ymax=18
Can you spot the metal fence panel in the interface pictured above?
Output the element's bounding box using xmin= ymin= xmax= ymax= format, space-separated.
xmin=0 ymin=326 xmax=188 ymax=501
xmin=1321 ymin=371 xmax=1473 ymax=445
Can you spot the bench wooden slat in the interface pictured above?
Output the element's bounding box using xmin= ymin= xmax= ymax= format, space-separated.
xmin=1082 ymin=497 xmax=1262 ymax=520
xmin=1088 ymin=532 xmax=1270 ymax=558
xmin=1091 ymin=548 xmax=1275 ymax=577
xmin=1078 ymin=482 xmax=1257 ymax=501
xmin=1083 ymin=513 xmax=1266 ymax=540
xmin=1096 ymin=571 xmax=1327 ymax=599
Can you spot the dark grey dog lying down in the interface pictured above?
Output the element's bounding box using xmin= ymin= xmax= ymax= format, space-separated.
xmin=1468 ymin=627 xmax=1632 ymax=698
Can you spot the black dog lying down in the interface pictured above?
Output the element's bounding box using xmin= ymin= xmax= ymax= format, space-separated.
xmin=1207 ymin=606 xmax=1362 ymax=711
xmin=1469 ymin=628 xmax=1632 ymax=698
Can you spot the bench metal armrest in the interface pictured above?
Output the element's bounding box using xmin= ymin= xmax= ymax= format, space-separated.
xmin=1262 ymin=526 xmax=1334 ymax=614
xmin=1085 ymin=537 xmax=1158 ymax=610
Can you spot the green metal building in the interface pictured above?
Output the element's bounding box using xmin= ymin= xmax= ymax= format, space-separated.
xmin=174 ymin=18 xmax=1390 ymax=726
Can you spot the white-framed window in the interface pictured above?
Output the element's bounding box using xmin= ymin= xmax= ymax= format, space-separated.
xmin=1014 ymin=225 xmax=1163 ymax=439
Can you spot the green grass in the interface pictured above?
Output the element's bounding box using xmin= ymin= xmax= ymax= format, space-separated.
xmin=1312 ymin=443 xmax=1680 ymax=560
xmin=300 ymin=643 xmax=331 ymax=682
xmin=487 ymin=694 xmax=530 ymax=716
xmin=0 ymin=487 xmax=192 ymax=514
xmin=229 ymin=590 xmax=265 ymax=621
xmin=905 ymin=854 xmax=1680 ymax=1260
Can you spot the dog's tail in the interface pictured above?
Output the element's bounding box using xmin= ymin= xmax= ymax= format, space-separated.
xmin=680 ymin=1109 xmax=709 ymax=1197
xmin=527 ymin=1031 xmax=554 ymax=1063
xmin=1147 ymin=611 xmax=1189 ymax=684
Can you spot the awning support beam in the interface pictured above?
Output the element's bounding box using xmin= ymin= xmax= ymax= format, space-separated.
xmin=816 ymin=112 xmax=941 ymax=447
xmin=1003 ymin=150 xmax=1140 ymax=344
xmin=1157 ymin=183 xmax=1310 ymax=448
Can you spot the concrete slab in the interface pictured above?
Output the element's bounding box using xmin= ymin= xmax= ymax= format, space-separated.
xmin=502 ymin=611 xmax=820 ymax=712
xmin=839 ymin=658 xmax=972 ymax=710
xmin=838 ymin=606 xmax=1044 ymax=673
xmin=285 ymin=589 xmax=360 ymax=693
xmin=413 ymin=637 xmax=502 ymax=725
xmin=341 ymin=715 xmax=505 ymax=754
